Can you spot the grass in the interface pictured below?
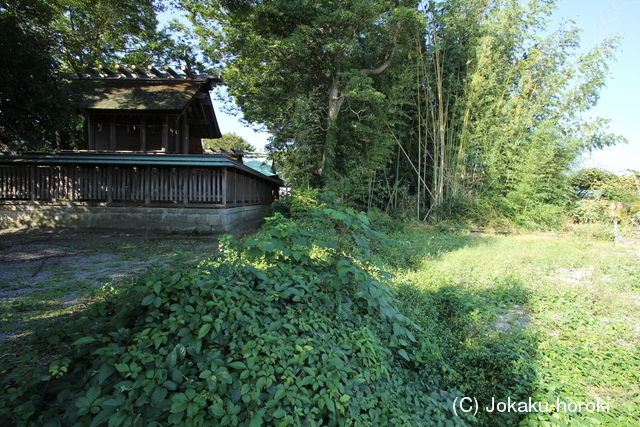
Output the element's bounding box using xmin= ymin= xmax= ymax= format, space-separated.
xmin=0 ymin=279 xmax=113 ymax=339
xmin=385 ymin=223 xmax=640 ymax=426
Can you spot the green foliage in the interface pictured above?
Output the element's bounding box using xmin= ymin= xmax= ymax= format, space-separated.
xmin=0 ymin=204 xmax=471 ymax=426
xmin=202 ymin=133 xmax=256 ymax=152
xmin=352 ymin=0 xmax=626 ymax=227
xmin=442 ymin=0 xmax=624 ymax=227
xmin=0 ymin=12 xmax=84 ymax=151
xmin=51 ymin=0 xmax=180 ymax=73
xmin=2 ymin=205 xmax=638 ymax=426
xmin=569 ymin=168 xmax=640 ymax=225
xmin=266 ymin=188 xmax=324 ymax=218
xmin=0 ymin=0 xmax=191 ymax=150
xmin=395 ymin=225 xmax=640 ymax=425
xmin=181 ymin=0 xmax=424 ymax=187
xmin=570 ymin=199 xmax=609 ymax=224
xmin=3 ymin=0 xmax=177 ymax=74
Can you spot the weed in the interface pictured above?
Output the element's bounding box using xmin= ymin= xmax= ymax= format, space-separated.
xmin=0 ymin=280 xmax=23 ymax=291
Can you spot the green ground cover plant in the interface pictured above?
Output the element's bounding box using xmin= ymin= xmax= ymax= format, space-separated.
xmin=0 ymin=234 xmax=222 ymax=355
xmin=0 ymin=204 xmax=470 ymax=426
xmin=1 ymin=193 xmax=638 ymax=426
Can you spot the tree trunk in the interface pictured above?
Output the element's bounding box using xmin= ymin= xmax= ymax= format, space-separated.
xmin=315 ymin=75 xmax=345 ymax=178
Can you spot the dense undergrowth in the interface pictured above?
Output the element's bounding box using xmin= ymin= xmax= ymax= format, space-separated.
xmin=1 ymin=192 xmax=638 ymax=426
xmin=0 ymin=196 xmax=471 ymax=426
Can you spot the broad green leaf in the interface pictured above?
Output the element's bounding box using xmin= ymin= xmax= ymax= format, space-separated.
xmin=261 ymin=241 xmax=276 ymax=253
xmin=229 ymin=361 xmax=247 ymax=370
xmin=198 ymin=324 xmax=211 ymax=339
xmin=141 ymin=294 xmax=155 ymax=306
xmin=99 ymin=364 xmax=115 ymax=384
xmin=170 ymin=272 xmax=182 ymax=285
xmin=246 ymin=247 xmax=263 ymax=257
xmin=90 ymin=408 xmax=115 ymax=427
xmin=73 ymin=336 xmax=96 ymax=346
xmin=108 ymin=411 xmax=126 ymax=427
xmin=151 ymin=387 xmax=168 ymax=405
xmin=187 ymin=402 xmax=200 ymax=417
xmin=163 ymin=380 xmax=178 ymax=391
xmin=114 ymin=363 xmax=129 ymax=373
xmin=272 ymin=408 xmax=286 ymax=418
xmin=170 ymin=393 xmax=189 ymax=413
xmin=329 ymin=210 xmax=348 ymax=220
xmin=86 ymin=386 xmax=101 ymax=403
xmin=210 ymin=402 xmax=225 ymax=417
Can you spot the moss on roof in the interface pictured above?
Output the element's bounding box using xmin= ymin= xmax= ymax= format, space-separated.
xmin=85 ymin=80 xmax=203 ymax=111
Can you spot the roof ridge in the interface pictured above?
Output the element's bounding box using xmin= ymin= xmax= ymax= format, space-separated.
xmin=65 ymin=64 xmax=222 ymax=83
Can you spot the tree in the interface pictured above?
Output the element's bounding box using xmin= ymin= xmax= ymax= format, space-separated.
xmin=181 ymin=0 xmax=424 ymax=189
xmin=51 ymin=0 xmax=179 ymax=73
xmin=0 ymin=10 xmax=82 ymax=151
xmin=202 ymin=132 xmax=256 ymax=151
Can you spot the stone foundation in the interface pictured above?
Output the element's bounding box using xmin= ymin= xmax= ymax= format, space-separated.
xmin=0 ymin=203 xmax=270 ymax=233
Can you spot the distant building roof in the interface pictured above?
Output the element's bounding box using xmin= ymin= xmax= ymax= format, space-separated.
xmin=241 ymin=152 xmax=278 ymax=177
xmin=203 ymin=150 xmax=279 ymax=177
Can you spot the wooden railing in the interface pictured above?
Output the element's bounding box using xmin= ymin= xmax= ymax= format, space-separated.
xmin=0 ymin=163 xmax=279 ymax=206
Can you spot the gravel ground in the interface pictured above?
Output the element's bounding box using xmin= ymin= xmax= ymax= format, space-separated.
xmin=0 ymin=220 xmax=262 ymax=345
xmin=0 ymin=229 xmax=212 ymax=299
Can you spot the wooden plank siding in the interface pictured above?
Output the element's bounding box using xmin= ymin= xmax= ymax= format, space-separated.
xmin=0 ymin=164 xmax=278 ymax=207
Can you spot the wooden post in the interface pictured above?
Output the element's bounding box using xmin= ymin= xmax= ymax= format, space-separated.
xmin=222 ymin=167 xmax=227 ymax=206
xmin=107 ymin=166 xmax=113 ymax=204
xmin=110 ymin=116 xmax=117 ymax=151
xmin=161 ymin=116 xmax=169 ymax=152
xmin=30 ymin=164 xmax=36 ymax=202
xmin=180 ymin=115 xmax=189 ymax=154
xmin=68 ymin=166 xmax=75 ymax=203
xmin=145 ymin=166 xmax=151 ymax=205
xmin=87 ymin=116 xmax=95 ymax=150
xmin=140 ymin=116 xmax=146 ymax=152
xmin=235 ymin=170 xmax=238 ymax=205
xmin=183 ymin=167 xmax=189 ymax=206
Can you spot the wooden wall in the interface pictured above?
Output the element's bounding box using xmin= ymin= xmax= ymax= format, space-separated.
xmin=0 ymin=164 xmax=279 ymax=206
xmin=89 ymin=114 xmax=183 ymax=153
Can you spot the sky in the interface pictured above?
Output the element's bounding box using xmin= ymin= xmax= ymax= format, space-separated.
xmin=552 ymin=0 xmax=640 ymax=174
xmin=208 ymin=0 xmax=639 ymax=174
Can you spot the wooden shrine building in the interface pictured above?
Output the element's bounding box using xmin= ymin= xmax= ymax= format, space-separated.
xmin=0 ymin=66 xmax=282 ymax=233
xmin=82 ymin=65 xmax=222 ymax=154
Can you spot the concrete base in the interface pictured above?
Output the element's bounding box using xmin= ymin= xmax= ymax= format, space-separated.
xmin=0 ymin=203 xmax=270 ymax=233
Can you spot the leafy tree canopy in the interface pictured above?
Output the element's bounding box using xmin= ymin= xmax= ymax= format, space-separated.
xmin=0 ymin=10 xmax=83 ymax=151
xmin=382 ymin=0 xmax=627 ymax=227
xmin=202 ymin=132 xmax=256 ymax=151
xmin=50 ymin=0 xmax=192 ymax=73
xmin=180 ymin=0 xmax=424 ymax=186
xmin=0 ymin=0 xmax=194 ymax=150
